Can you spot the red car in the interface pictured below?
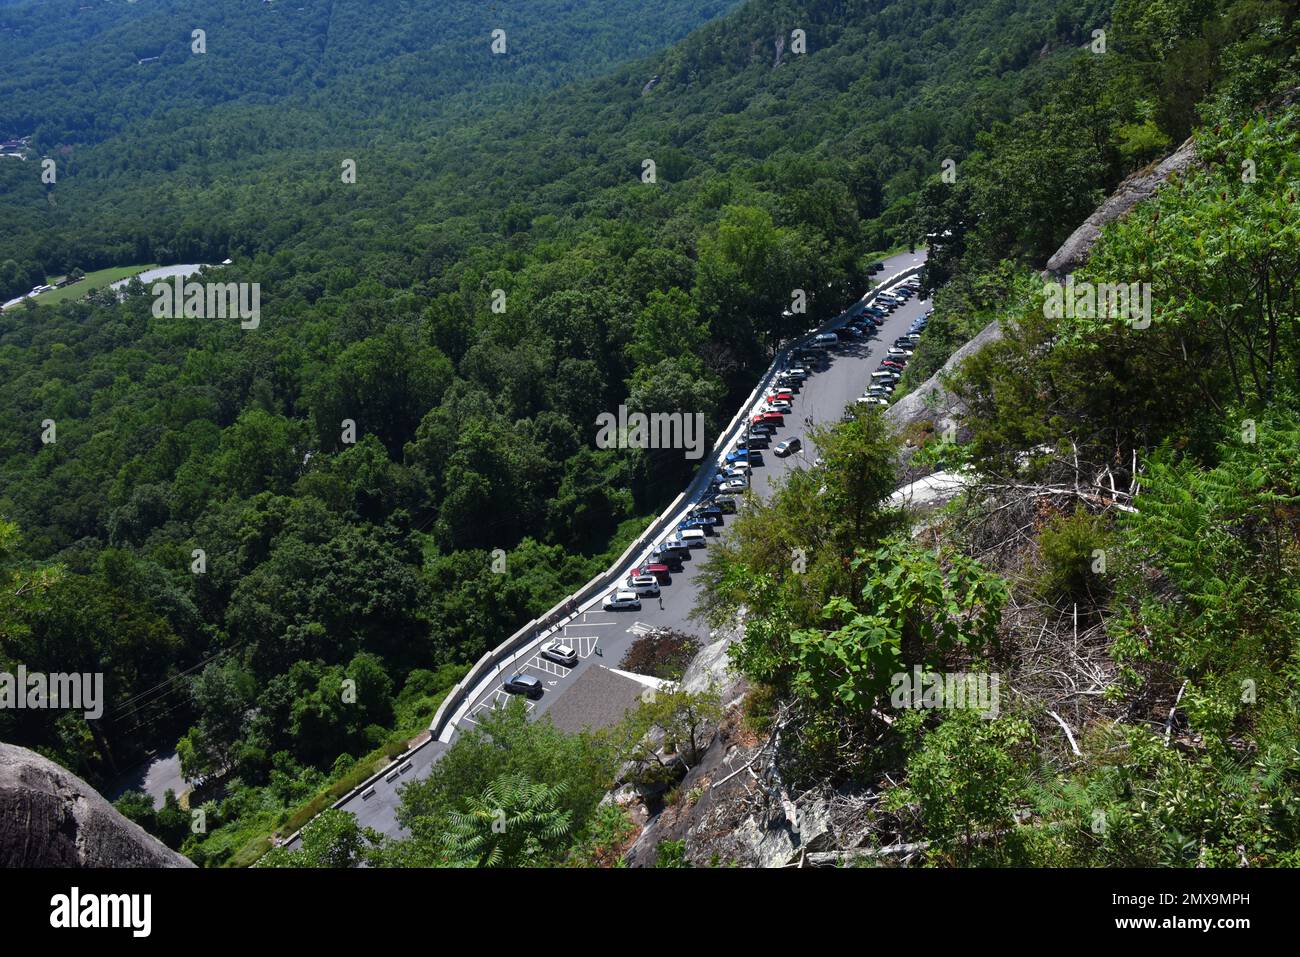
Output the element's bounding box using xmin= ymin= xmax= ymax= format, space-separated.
xmin=636 ymin=562 xmax=672 ymax=583
xmin=881 ymin=359 xmax=905 ymax=370
xmin=768 ymin=392 xmax=794 ymax=403
xmin=753 ymin=411 xmax=784 ymax=425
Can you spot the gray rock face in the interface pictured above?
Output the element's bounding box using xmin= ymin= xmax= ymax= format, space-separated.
xmin=0 ymin=742 xmax=194 ymax=868
xmin=887 ymin=136 xmax=1199 ymax=445
xmin=1043 ymin=136 xmax=1198 ymax=277
xmin=885 ymin=317 xmax=1005 ymax=438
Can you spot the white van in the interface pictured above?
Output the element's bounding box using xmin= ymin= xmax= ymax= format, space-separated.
xmin=679 ymin=528 xmax=708 ymax=547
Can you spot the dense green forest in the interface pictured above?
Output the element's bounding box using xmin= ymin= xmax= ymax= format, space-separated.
xmin=2 ymin=0 xmax=1297 ymax=867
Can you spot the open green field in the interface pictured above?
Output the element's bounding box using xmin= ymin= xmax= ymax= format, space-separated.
xmin=22 ymin=263 xmax=159 ymax=308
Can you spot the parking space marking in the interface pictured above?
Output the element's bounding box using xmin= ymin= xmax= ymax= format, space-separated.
xmin=463 ymin=688 xmax=536 ymax=727
xmin=568 ymin=634 xmax=600 ymax=658
xmin=526 ymin=655 xmax=571 ymax=677
xmin=627 ymin=621 xmax=655 ymax=636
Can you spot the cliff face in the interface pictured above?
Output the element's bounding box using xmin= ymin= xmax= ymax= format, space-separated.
xmin=0 ymin=742 xmax=194 ymax=868
xmin=884 ymin=136 xmax=1200 ymax=442
xmin=1043 ymin=136 xmax=1199 ymax=277
xmin=626 ymin=137 xmax=1209 ymax=868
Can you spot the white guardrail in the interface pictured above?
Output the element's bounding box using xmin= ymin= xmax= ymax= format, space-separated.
xmin=276 ymin=261 xmax=923 ymax=848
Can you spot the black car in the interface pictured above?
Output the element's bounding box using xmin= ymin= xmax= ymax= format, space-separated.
xmin=650 ymin=550 xmax=685 ymax=571
xmin=504 ymin=673 xmax=543 ymax=699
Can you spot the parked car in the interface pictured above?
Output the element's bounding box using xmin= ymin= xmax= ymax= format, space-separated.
xmin=747 ymin=433 xmax=770 ymax=449
xmin=713 ymin=496 xmax=738 ymax=513
xmin=857 ymin=396 xmax=889 ymax=407
xmin=504 ymin=673 xmax=543 ymax=699
xmin=774 ymin=438 xmax=802 ymax=457
xmin=725 ymin=447 xmax=749 ymax=464
xmin=541 ymin=642 xmax=579 ymax=667
xmin=720 ymin=478 xmax=749 ymax=493
xmin=678 ymin=517 xmax=714 ymax=535
xmin=651 ymin=544 xmax=687 ymax=565
xmin=636 ymin=562 xmax=673 ymax=583
xmin=679 ymin=528 xmax=709 ymax=547
xmin=887 ymin=347 xmax=914 ymax=358
xmin=603 ymin=590 xmax=642 ymax=611
xmin=813 ymin=332 xmax=838 ymax=346
xmin=625 ymin=575 xmax=662 ymax=597
xmin=766 ymin=400 xmax=793 ymax=415
xmin=754 ymin=411 xmax=784 ymax=425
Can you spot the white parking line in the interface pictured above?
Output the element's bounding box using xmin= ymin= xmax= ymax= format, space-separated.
xmin=527 ymin=656 xmax=571 ymax=677
xmin=463 ymin=688 xmax=536 ymax=727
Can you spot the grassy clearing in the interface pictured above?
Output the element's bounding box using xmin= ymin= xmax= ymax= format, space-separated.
xmin=22 ymin=263 xmax=159 ymax=308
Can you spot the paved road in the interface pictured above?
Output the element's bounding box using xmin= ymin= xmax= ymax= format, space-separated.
xmin=289 ymin=248 xmax=929 ymax=847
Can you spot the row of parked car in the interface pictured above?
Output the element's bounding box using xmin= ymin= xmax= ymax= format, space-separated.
xmin=859 ymin=277 xmax=930 ymax=407
xmin=600 ymin=343 xmax=825 ymax=617
xmin=502 ymin=288 xmax=886 ymax=701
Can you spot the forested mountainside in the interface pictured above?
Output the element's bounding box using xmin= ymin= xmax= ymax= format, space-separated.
xmin=2 ymin=0 xmax=1297 ymax=868
xmin=0 ymin=0 xmax=738 ymax=286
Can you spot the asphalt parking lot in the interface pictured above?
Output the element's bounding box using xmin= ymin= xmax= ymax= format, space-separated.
xmin=292 ymin=249 xmax=929 ymax=845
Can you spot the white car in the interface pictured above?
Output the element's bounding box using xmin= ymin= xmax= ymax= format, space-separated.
xmin=725 ymin=464 xmax=751 ymax=478
xmin=625 ymin=575 xmax=661 ymax=597
xmin=603 ymin=590 xmax=642 ymax=611
xmin=541 ymin=642 xmax=579 ymax=667
xmin=720 ymin=478 xmax=748 ymax=493
xmin=766 ymin=400 xmax=793 ymax=414
xmin=858 ymin=396 xmax=889 ymax=406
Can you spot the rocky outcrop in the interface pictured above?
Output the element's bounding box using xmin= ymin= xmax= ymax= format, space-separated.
xmin=884 ymin=317 xmax=1004 ymax=439
xmin=1043 ymin=135 xmax=1198 ymax=277
xmin=886 ymin=136 xmax=1199 ymax=447
xmin=0 ymin=742 xmax=194 ymax=868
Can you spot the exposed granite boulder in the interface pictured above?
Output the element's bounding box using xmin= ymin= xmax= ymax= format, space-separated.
xmin=1043 ymin=135 xmax=1198 ymax=277
xmin=0 ymin=742 xmax=194 ymax=868
xmin=884 ymin=317 xmax=1004 ymax=440
xmin=887 ymin=135 xmax=1199 ymax=450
